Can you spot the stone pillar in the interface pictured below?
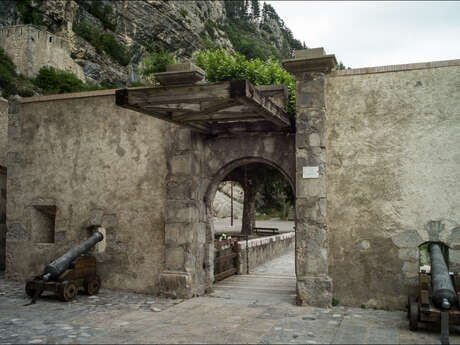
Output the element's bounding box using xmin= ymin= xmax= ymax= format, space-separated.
xmin=157 ymin=62 xmax=207 ymax=298
xmin=159 ymin=126 xmax=206 ymax=298
xmin=283 ymin=48 xmax=337 ymax=307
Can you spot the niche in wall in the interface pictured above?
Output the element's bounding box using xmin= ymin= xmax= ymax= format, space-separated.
xmin=32 ymin=205 xmax=56 ymax=243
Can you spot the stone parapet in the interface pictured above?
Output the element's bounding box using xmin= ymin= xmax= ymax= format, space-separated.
xmin=330 ymin=58 xmax=460 ymax=77
xmin=237 ymin=232 xmax=295 ymax=274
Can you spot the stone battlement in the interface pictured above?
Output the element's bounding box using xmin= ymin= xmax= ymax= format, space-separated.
xmin=0 ymin=25 xmax=71 ymax=52
xmin=0 ymin=24 xmax=84 ymax=80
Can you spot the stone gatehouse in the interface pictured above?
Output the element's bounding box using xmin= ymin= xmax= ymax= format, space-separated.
xmin=1 ymin=49 xmax=459 ymax=310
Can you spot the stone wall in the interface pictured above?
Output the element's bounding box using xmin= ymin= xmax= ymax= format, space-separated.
xmin=0 ymin=98 xmax=7 ymax=167
xmin=6 ymin=90 xmax=169 ymax=294
xmin=237 ymin=232 xmax=295 ymax=274
xmin=0 ymin=25 xmax=84 ymax=80
xmin=0 ymin=98 xmax=7 ymax=270
xmin=326 ymin=61 xmax=460 ymax=309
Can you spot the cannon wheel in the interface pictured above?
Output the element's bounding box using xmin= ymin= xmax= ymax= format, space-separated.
xmin=408 ymin=296 xmax=419 ymax=331
xmin=25 ymin=281 xmax=43 ymax=298
xmin=59 ymin=282 xmax=78 ymax=302
xmin=84 ymin=275 xmax=101 ymax=296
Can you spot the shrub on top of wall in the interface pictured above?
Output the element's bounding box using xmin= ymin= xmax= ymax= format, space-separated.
xmin=33 ymin=67 xmax=103 ymax=95
xmin=73 ymin=21 xmax=130 ymax=66
xmin=139 ymin=51 xmax=176 ymax=83
xmin=192 ymin=49 xmax=296 ymax=118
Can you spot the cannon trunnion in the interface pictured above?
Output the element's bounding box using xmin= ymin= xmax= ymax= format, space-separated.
xmin=25 ymin=231 xmax=103 ymax=302
xmin=408 ymin=243 xmax=460 ymax=345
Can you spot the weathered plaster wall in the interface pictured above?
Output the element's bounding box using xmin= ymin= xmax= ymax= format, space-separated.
xmin=326 ymin=62 xmax=460 ymax=309
xmin=0 ymin=25 xmax=84 ymax=80
xmin=0 ymin=98 xmax=7 ymax=271
xmin=0 ymin=98 xmax=8 ymax=167
xmin=6 ymin=91 xmax=169 ymax=294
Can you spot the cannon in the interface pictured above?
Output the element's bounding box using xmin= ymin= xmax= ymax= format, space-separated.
xmin=25 ymin=231 xmax=103 ymax=303
xmin=408 ymin=243 xmax=460 ymax=345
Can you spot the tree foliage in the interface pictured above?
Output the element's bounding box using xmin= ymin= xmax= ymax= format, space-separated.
xmin=139 ymin=51 xmax=176 ymax=82
xmin=193 ymin=49 xmax=296 ymax=118
xmin=0 ymin=47 xmax=36 ymax=98
xmin=33 ymin=66 xmax=103 ymax=94
xmin=17 ymin=0 xmax=43 ymax=26
xmin=75 ymin=0 xmax=116 ymax=31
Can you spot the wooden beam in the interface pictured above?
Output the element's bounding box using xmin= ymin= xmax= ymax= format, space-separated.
xmin=231 ymin=80 xmax=291 ymax=127
xmin=210 ymin=121 xmax=291 ymax=135
xmin=115 ymin=80 xmax=292 ymax=132
xmin=143 ymin=103 xmax=200 ymax=112
xmin=116 ymin=90 xmax=210 ymax=133
xmin=182 ymin=112 xmax=262 ymax=123
xmin=172 ymin=100 xmax=236 ymax=121
xmin=118 ymin=82 xmax=233 ymax=106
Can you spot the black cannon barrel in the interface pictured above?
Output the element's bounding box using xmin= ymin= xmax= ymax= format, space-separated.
xmin=43 ymin=231 xmax=103 ymax=280
xmin=430 ymin=243 xmax=457 ymax=309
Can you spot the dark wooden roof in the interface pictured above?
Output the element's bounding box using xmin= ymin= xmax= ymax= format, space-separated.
xmin=115 ymin=80 xmax=291 ymax=134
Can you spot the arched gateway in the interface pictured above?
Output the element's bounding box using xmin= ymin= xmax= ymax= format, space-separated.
xmin=116 ymin=63 xmax=299 ymax=299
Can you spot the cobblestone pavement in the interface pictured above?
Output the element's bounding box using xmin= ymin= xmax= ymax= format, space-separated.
xmin=2 ymin=256 xmax=460 ymax=344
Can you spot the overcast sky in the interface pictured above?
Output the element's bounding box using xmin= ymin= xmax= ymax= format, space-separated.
xmin=267 ymin=1 xmax=460 ymax=68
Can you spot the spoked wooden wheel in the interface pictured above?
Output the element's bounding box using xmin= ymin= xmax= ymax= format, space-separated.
xmin=84 ymin=275 xmax=101 ymax=295
xmin=59 ymin=282 xmax=78 ymax=302
xmin=408 ymin=296 xmax=419 ymax=331
xmin=25 ymin=281 xmax=43 ymax=298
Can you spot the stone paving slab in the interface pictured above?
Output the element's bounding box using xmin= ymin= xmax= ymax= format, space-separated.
xmin=2 ymin=254 xmax=460 ymax=344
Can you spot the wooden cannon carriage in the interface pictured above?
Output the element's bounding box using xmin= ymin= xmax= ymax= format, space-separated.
xmin=408 ymin=243 xmax=460 ymax=345
xmin=25 ymin=231 xmax=103 ymax=302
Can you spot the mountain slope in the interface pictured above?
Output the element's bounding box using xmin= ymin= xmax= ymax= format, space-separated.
xmin=0 ymin=0 xmax=305 ymax=86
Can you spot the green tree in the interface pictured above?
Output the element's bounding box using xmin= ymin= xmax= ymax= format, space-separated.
xmin=33 ymin=66 xmax=102 ymax=94
xmin=139 ymin=51 xmax=176 ymax=83
xmin=73 ymin=21 xmax=130 ymax=66
xmin=17 ymin=0 xmax=43 ymax=26
xmin=337 ymin=61 xmax=347 ymax=70
xmin=192 ymin=49 xmax=296 ymax=118
xmin=251 ymin=0 xmax=260 ymax=20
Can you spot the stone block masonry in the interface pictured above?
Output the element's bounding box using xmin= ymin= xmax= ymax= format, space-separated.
xmin=0 ymin=25 xmax=84 ymax=80
xmin=283 ymin=49 xmax=337 ymax=307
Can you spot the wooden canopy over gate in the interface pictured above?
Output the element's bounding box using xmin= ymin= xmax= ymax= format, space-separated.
xmin=115 ymin=79 xmax=291 ymax=134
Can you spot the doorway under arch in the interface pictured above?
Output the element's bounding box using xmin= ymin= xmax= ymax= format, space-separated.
xmin=203 ymin=157 xmax=296 ymax=291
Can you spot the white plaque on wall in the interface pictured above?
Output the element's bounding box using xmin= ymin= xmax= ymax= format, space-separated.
xmin=303 ymin=166 xmax=319 ymax=179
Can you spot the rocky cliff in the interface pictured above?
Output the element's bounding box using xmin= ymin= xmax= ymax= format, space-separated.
xmin=0 ymin=0 xmax=305 ymax=86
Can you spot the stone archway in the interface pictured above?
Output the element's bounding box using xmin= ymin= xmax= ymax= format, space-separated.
xmin=202 ymin=155 xmax=295 ymax=290
xmin=159 ymin=126 xmax=295 ymax=298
